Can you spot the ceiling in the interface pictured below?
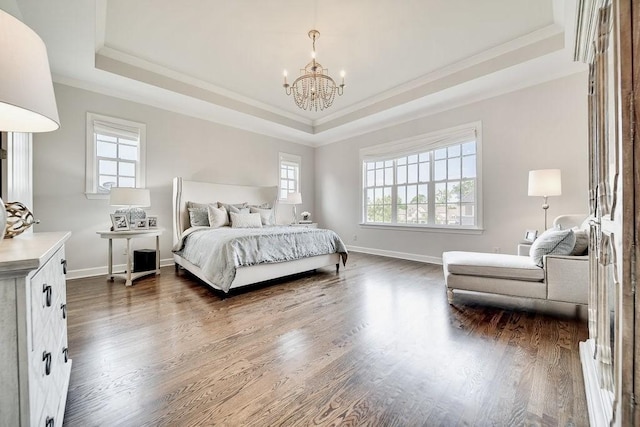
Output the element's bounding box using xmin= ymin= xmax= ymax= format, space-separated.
xmin=12 ymin=0 xmax=585 ymax=146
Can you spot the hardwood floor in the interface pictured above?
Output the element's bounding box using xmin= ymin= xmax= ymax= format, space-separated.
xmin=63 ymin=252 xmax=588 ymax=426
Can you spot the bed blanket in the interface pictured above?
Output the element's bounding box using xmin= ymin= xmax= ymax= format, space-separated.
xmin=173 ymin=226 xmax=348 ymax=292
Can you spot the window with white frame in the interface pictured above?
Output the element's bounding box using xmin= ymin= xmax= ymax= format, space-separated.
xmin=85 ymin=113 xmax=146 ymax=198
xmin=279 ymin=152 xmax=301 ymax=200
xmin=361 ymin=123 xmax=481 ymax=229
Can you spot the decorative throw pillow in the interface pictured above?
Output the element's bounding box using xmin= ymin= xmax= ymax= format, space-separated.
xmin=218 ymin=202 xmax=249 ymax=224
xmin=187 ymin=201 xmax=209 ymax=210
xmin=529 ymin=228 xmax=576 ymax=267
xmin=571 ymin=227 xmax=589 ymax=256
xmin=207 ymin=204 xmax=229 ymax=228
xmin=188 ymin=207 xmax=209 ymax=227
xmin=250 ymin=206 xmax=275 ymax=226
xmin=230 ymin=212 xmax=262 ymax=228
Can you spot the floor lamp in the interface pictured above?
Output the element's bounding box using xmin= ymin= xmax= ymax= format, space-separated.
xmin=528 ymin=169 xmax=562 ymax=230
xmin=0 ymin=10 xmax=60 ymax=237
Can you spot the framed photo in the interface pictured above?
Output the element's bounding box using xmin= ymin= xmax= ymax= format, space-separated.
xmin=524 ymin=229 xmax=538 ymax=242
xmin=147 ymin=215 xmax=158 ymax=228
xmin=110 ymin=213 xmax=130 ymax=231
xmin=133 ymin=218 xmax=149 ymax=230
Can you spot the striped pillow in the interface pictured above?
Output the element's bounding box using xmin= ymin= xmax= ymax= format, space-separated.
xmin=530 ymin=228 xmax=576 ymax=267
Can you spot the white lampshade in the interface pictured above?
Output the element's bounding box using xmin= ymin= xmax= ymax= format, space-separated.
xmin=528 ymin=169 xmax=562 ymax=197
xmin=109 ymin=188 xmax=150 ymax=207
xmin=286 ymin=192 xmax=302 ymax=205
xmin=0 ymin=10 xmax=60 ymax=132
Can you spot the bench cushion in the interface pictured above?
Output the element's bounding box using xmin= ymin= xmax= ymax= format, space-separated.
xmin=442 ymin=251 xmax=544 ymax=282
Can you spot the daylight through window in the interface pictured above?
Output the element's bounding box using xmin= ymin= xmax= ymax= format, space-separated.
xmin=361 ymin=124 xmax=481 ymax=229
xmin=85 ymin=113 xmax=146 ymax=197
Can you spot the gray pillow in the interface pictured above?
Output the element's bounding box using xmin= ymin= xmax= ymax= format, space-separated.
xmin=530 ymin=228 xmax=576 ymax=267
xmin=188 ymin=207 xmax=209 ymax=227
xmin=571 ymin=227 xmax=589 ymax=256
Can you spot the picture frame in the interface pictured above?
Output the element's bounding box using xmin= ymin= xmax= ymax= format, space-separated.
xmin=133 ymin=218 xmax=149 ymax=230
xmin=524 ymin=229 xmax=538 ymax=242
xmin=110 ymin=213 xmax=130 ymax=231
xmin=147 ymin=215 xmax=158 ymax=228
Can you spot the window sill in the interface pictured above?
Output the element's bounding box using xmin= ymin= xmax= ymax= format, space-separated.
xmin=358 ymin=223 xmax=484 ymax=235
xmin=85 ymin=192 xmax=109 ymax=200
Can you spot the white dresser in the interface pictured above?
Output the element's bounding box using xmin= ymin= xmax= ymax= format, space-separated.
xmin=0 ymin=232 xmax=71 ymax=427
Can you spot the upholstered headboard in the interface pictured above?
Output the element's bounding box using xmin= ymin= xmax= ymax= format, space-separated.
xmin=172 ymin=177 xmax=278 ymax=245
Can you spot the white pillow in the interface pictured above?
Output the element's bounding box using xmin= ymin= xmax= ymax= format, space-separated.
xmin=230 ymin=212 xmax=262 ymax=228
xmin=250 ymin=206 xmax=275 ymax=225
xmin=529 ymin=228 xmax=576 ymax=267
xmin=207 ymin=204 xmax=229 ymax=228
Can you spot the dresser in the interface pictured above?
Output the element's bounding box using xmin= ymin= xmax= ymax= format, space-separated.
xmin=0 ymin=232 xmax=71 ymax=427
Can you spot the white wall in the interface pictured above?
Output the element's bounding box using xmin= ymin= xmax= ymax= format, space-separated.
xmin=32 ymin=83 xmax=315 ymax=277
xmin=315 ymin=72 xmax=589 ymax=262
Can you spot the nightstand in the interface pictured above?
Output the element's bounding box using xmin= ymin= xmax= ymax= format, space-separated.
xmin=289 ymin=223 xmax=318 ymax=229
xmin=97 ymin=228 xmax=164 ymax=286
xmin=518 ymin=241 xmax=533 ymax=256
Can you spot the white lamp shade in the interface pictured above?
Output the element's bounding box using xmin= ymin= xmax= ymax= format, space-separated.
xmin=0 ymin=10 xmax=59 ymax=132
xmin=528 ymin=169 xmax=562 ymax=197
xmin=109 ymin=188 xmax=150 ymax=207
xmin=286 ymin=192 xmax=302 ymax=204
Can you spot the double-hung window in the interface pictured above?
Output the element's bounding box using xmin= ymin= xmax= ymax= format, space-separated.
xmin=361 ymin=122 xmax=482 ymax=230
xmin=279 ymin=152 xmax=301 ymax=200
xmin=85 ymin=113 xmax=146 ymax=198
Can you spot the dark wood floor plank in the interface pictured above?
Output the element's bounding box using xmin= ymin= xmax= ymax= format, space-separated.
xmin=63 ymin=252 xmax=588 ymax=426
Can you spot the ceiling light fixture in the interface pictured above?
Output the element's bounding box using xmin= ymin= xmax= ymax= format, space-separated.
xmin=283 ymin=29 xmax=345 ymax=111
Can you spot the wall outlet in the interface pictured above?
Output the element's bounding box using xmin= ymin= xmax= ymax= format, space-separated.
xmin=353 ymin=234 xmax=358 ymax=242
xmin=493 ymin=247 xmax=500 ymax=253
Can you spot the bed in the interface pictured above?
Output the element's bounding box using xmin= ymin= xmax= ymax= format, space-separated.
xmin=172 ymin=177 xmax=347 ymax=293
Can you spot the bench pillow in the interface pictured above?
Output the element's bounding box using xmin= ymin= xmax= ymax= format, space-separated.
xmin=530 ymin=228 xmax=576 ymax=267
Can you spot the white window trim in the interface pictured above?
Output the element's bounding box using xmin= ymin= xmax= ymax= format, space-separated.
xmin=278 ymin=152 xmax=301 ymax=201
xmin=359 ymin=121 xmax=483 ymax=231
xmin=85 ymin=112 xmax=146 ymax=199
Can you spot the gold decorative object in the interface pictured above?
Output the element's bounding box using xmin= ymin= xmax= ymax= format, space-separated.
xmin=5 ymin=201 xmax=37 ymax=238
xmin=283 ymin=29 xmax=345 ymax=111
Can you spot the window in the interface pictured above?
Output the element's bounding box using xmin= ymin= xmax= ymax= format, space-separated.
xmin=279 ymin=152 xmax=301 ymax=200
xmin=361 ymin=123 xmax=481 ymax=229
xmin=85 ymin=113 xmax=146 ymax=198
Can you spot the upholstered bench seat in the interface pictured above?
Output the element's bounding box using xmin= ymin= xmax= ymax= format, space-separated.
xmin=443 ymin=251 xmax=544 ymax=281
xmin=442 ymin=215 xmax=589 ymax=306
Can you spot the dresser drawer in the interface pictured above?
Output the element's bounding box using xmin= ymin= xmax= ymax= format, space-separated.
xmin=28 ymin=245 xmax=69 ymax=426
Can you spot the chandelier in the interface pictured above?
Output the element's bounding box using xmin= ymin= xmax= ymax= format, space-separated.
xmin=283 ymin=29 xmax=345 ymax=111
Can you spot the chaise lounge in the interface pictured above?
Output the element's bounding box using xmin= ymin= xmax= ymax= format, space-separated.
xmin=442 ymin=215 xmax=589 ymax=305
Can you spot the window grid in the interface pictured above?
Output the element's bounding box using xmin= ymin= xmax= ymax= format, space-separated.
xmin=95 ymin=134 xmax=139 ymax=193
xmin=279 ymin=160 xmax=299 ymax=200
xmin=363 ymin=141 xmax=477 ymax=227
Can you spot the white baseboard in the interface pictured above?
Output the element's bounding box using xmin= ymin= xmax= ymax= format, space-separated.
xmin=580 ymin=339 xmax=613 ymax=427
xmin=66 ymin=258 xmax=175 ymax=280
xmin=346 ymin=245 xmax=442 ymax=265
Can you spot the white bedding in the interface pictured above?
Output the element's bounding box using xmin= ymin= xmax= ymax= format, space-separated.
xmin=173 ymin=225 xmax=348 ymax=292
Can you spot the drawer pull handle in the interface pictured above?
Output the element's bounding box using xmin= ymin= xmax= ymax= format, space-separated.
xmin=45 ymin=416 xmax=54 ymax=427
xmin=42 ymin=351 xmax=52 ymax=375
xmin=61 ymin=259 xmax=67 ymax=274
xmin=62 ymin=347 xmax=69 ymax=363
xmin=61 ymin=303 xmax=67 ymax=319
xmin=43 ymin=284 xmax=52 ymax=307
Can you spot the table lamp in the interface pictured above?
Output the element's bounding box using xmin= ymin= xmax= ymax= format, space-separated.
xmin=286 ymin=192 xmax=302 ymax=224
xmin=528 ymin=169 xmax=562 ymax=230
xmin=0 ymin=10 xmax=60 ymax=238
xmin=109 ymin=187 xmax=151 ymax=223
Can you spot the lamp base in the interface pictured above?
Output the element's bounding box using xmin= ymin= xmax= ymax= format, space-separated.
xmin=115 ymin=207 xmax=146 ymax=224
